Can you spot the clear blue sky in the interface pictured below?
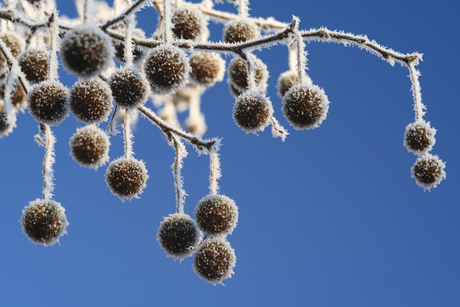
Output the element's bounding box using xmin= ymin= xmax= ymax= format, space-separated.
xmin=1 ymin=0 xmax=459 ymax=306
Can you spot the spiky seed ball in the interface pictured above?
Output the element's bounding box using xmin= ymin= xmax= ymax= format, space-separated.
xmin=70 ymin=79 xmax=113 ymax=124
xmin=233 ymin=91 xmax=273 ymax=134
xmin=277 ymin=70 xmax=299 ymax=97
xmin=193 ymin=237 xmax=236 ymax=285
xmin=18 ymin=49 xmax=49 ymax=84
xmin=105 ymin=157 xmax=148 ymax=201
xmin=0 ymin=32 xmax=25 ymax=70
xmin=144 ymin=44 xmax=191 ymax=95
xmin=0 ymin=82 xmax=27 ymax=109
xmin=111 ymin=24 xmax=146 ymax=64
xmin=282 ymin=82 xmax=330 ymax=130
xmin=223 ymin=18 xmax=259 ymax=44
xmin=0 ymin=103 xmax=16 ymax=137
xmin=60 ymin=24 xmax=114 ymax=80
xmin=109 ymin=67 xmax=150 ymax=109
xmin=195 ymin=194 xmax=238 ymax=236
xmin=69 ymin=125 xmax=110 ymax=169
xmin=171 ymin=7 xmax=208 ymax=41
xmin=189 ymin=52 xmax=225 ymax=86
xmin=27 ymin=81 xmax=70 ymax=126
xmin=411 ymin=154 xmax=446 ymax=191
xmin=21 ymin=199 xmax=69 ymax=247
xmin=404 ymin=121 xmax=436 ymax=155
xmin=227 ymin=55 xmax=268 ymax=93
xmin=157 ymin=213 xmax=201 ymax=261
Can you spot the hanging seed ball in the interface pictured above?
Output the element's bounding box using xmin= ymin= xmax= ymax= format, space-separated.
xmin=282 ymin=82 xmax=330 ymax=130
xmin=60 ymin=24 xmax=114 ymax=80
xmin=157 ymin=213 xmax=201 ymax=261
xmin=18 ymin=49 xmax=49 ymax=84
xmin=111 ymin=24 xmax=146 ymax=64
xmin=21 ymin=199 xmax=69 ymax=247
xmin=403 ymin=121 xmax=436 ymax=155
xmin=227 ymin=55 xmax=268 ymax=93
xmin=189 ymin=52 xmax=225 ymax=86
xmin=0 ymin=82 xmax=27 ymax=109
xmin=109 ymin=67 xmax=150 ymax=109
xmin=0 ymin=102 xmax=16 ymax=137
xmin=195 ymin=194 xmax=238 ymax=237
xmin=171 ymin=7 xmax=208 ymax=41
xmin=223 ymin=17 xmax=259 ymax=44
xmin=193 ymin=237 xmax=236 ymax=285
xmin=69 ymin=125 xmax=111 ymax=169
xmin=105 ymin=157 xmax=148 ymax=201
xmin=411 ymin=154 xmax=446 ymax=191
xmin=0 ymin=32 xmax=25 ymax=70
xmin=27 ymin=81 xmax=70 ymax=126
xmin=233 ymin=91 xmax=273 ymax=134
xmin=70 ymin=79 xmax=113 ymax=124
xmin=144 ymin=44 xmax=191 ymax=95
xmin=277 ymin=70 xmax=299 ymax=97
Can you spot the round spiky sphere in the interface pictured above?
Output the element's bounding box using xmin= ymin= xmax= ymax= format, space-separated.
xmin=105 ymin=157 xmax=148 ymax=201
xmin=227 ymin=55 xmax=268 ymax=93
xmin=0 ymin=32 xmax=25 ymax=70
xmin=27 ymin=81 xmax=70 ymax=126
xmin=277 ymin=70 xmax=299 ymax=97
xmin=111 ymin=24 xmax=146 ymax=64
xmin=193 ymin=237 xmax=236 ymax=285
xmin=60 ymin=24 xmax=114 ymax=79
xmin=157 ymin=213 xmax=201 ymax=261
xmin=21 ymin=199 xmax=68 ymax=247
xmin=282 ymin=82 xmax=330 ymax=130
xmin=144 ymin=44 xmax=191 ymax=95
xmin=0 ymin=103 xmax=16 ymax=137
xmin=18 ymin=49 xmax=49 ymax=84
xmin=189 ymin=52 xmax=225 ymax=86
xmin=195 ymin=194 xmax=238 ymax=236
xmin=404 ymin=121 xmax=436 ymax=155
xmin=233 ymin=91 xmax=273 ymax=133
xmin=69 ymin=125 xmax=110 ymax=169
xmin=171 ymin=7 xmax=208 ymax=41
xmin=109 ymin=67 xmax=150 ymax=109
xmin=411 ymin=154 xmax=446 ymax=191
xmin=223 ymin=18 xmax=259 ymax=44
xmin=70 ymin=79 xmax=113 ymax=124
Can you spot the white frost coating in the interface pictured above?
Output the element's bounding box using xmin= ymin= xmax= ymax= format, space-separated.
xmin=4 ymin=70 xmax=18 ymax=125
xmin=169 ymin=136 xmax=188 ymax=214
xmin=270 ymin=116 xmax=289 ymax=142
xmin=123 ymin=109 xmax=134 ymax=159
xmin=408 ymin=62 xmax=426 ymax=121
xmin=290 ymin=16 xmax=308 ymax=84
xmin=208 ymin=143 xmax=221 ymax=195
xmin=107 ymin=105 xmax=120 ymax=136
xmin=47 ymin=11 xmax=60 ymax=81
xmin=124 ymin=16 xmax=134 ymax=67
xmin=163 ymin=0 xmax=174 ymax=43
xmin=42 ymin=125 xmax=56 ymax=200
xmin=411 ymin=153 xmax=446 ymax=192
xmin=403 ymin=120 xmax=436 ymax=155
xmin=0 ymin=100 xmax=17 ymax=138
xmin=238 ymin=0 xmax=249 ymax=18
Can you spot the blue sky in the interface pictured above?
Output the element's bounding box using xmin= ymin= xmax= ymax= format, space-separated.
xmin=1 ymin=0 xmax=459 ymax=306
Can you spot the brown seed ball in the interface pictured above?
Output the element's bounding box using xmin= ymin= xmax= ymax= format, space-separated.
xmin=105 ymin=157 xmax=148 ymax=201
xmin=109 ymin=67 xmax=150 ymax=109
xmin=18 ymin=49 xmax=49 ymax=84
xmin=27 ymin=81 xmax=70 ymax=126
xmin=282 ymin=82 xmax=330 ymax=130
xmin=411 ymin=154 xmax=446 ymax=191
xmin=277 ymin=70 xmax=299 ymax=97
xmin=171 ymin=7 xmax=208 ymax=41
xmin=21 ymin=199 xmax=68 ymax=247
xmin=227 ymin=55 xmax=268 ymax=93
xmin=0 ymin=32 xmax=25 ymax=70
xmin=223 ymin=18 xmax=259 ymax=44
xmin=70 ymin=79 xmax=113 ymax=124
xmin=233 ymin=91 xmax=273 ymax=134
xmin=403 ymin=121 xmax=436 ymax=155
xmin=69 ymin=125 xmax=111 ymax=169
xmin=157 ymin=213 xmax=201 ymax=261
xmin=144 ymin=44 xmax=191 ymax=95
xmin=0 ymin=82 xmax=27 ymax=109
xmin=195 ymin=194 xmax=238 ymax=236
xmin=60 ymin=24 xmax=114 ymax=80
xmin=193 ymin=237 xmax=236 ymax=285
xmin=189 ymin=52 xmax=225 ymax=86
xmin=111 ymin=24 xmax=146 ymax=64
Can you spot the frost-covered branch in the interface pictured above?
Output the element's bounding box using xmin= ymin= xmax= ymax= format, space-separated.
xmin=39 ymin=124 xmax=56 ymax=200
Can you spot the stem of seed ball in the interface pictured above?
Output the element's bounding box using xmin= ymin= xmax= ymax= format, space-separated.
xmin=408 ymin=62 xmax=425 ymax=122
xmin=169 ymin=134 xmax=186 ymax=214
xmin=48 ymin=13 xmax=59 ymax=81
xmin=123 ymin=109 xmax=134 ymax=159
xmin=238 ymin=0 xmax=249 ymax=18
xmin=246 ymin=53 xmax=257 ymax=92
xmin=124 ymin=17 xmax=134 ymax=67
xmin=41 ymin=124 xmax=56 ymax=201
xmin=162 ymin=0 xmax=173 ymax=43
xmin=208 ymin=146 xmax=221 ymax=195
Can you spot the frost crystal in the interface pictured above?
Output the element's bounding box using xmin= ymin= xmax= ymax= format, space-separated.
xmin=411 ymin=154 xmax=446 ymax=191
xmin=69 ymin=125 xmax=111 ymax=169
xmin=105 ymin=157 xmax=148 ymax=201
xmin=27 ymin=81 xmax=70 ymax=126
xmin=403 ymin=121 xmax=436 ymax=155
xmin=233 ymin=91 xmax=274 ymax=134
xmin=195 ymin=194 xmax=238 ymax=237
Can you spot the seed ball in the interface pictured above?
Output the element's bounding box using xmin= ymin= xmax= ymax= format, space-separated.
xmin=185 ymin=114 xmax=207 ymax=136
xmin=277 ymin=70 xmax=300 ymax=97
xmin=69 ymin=125 xmax=110 ymax=169
xmin=0 ymin=102 xmax=16 ymax=137
xmin=70 ymin=79 xmax=113 ymax=124
xmin=411 ymin=154 xmax=446 ymax=191
xmin=18 ymin=49 xmax=49 ymax=84
xmin=171 ymin=7 xmax=208 ymax=41
xmin=111 ymin=24 xmax=146 ymax=64
xmin=21 ymin=199 xmax=69 ymax=247
xmin=189 ymin=52 xmax=225 ymax=86
xmin=403 ymin=121 xmax=436 ymax=155
xmin=282 ymin=82 xmax=330 ymax=130
xmin=193 ymin=237 xmax=236 ymax=285
xmin=27 ymin=81 xmax=70 ymax=126
xmin=144 ymin=44 xmax=191 ymax=95
xmin=195 ymin=194 xmax=238 ymax=236
xmin=227 ymin=55 xmax=268 ymax=93
xmin=157 ymin=213 xmax=201 ymax=261
xmin=0 ymin=32 xmax=25 ymax=70
xmin=223 ymin=17 xmax=259 ymax=44
xmin=60 ymin=24 xmax=114 ymax=80
xmin=0 ymin=82 xmax=27 ymax=110
xmin=105 ymin=157 xmax=148 ymax=201
xmin=233 ymin=91 xmax=273 ymax=134
xmin=109 ymin=67 xmax=150 ymax=109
